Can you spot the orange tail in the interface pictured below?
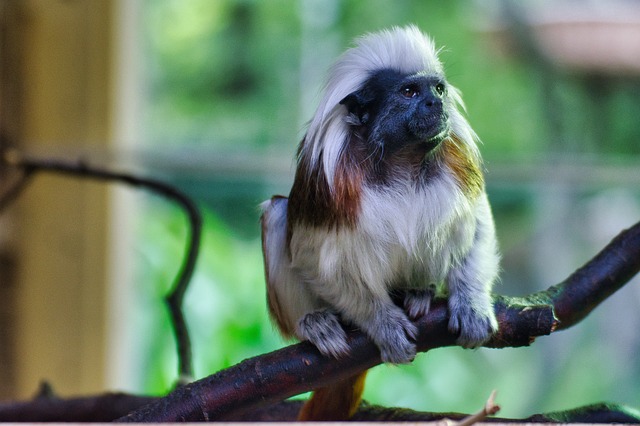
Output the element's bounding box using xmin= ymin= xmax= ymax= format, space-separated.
xmin=297 ymin=371 xmax=368 ymax=421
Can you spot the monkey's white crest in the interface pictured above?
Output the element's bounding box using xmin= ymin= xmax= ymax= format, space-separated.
xmin=303 ymin=25 xmax=476 ymax=190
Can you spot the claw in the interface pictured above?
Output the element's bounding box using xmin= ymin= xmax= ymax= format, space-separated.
xmin=297 ymin=310 xmax=350 ymax=358
xmin=448 ymin=299 xmax=498 ymax=348
xmin=403 ymin=285 xmax=436 ymax=320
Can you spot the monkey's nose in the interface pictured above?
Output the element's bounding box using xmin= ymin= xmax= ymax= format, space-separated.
xmin=420 ymin=95 xmax=442 ymax=115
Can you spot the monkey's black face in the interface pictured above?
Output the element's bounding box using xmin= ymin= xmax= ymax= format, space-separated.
xmin=340 ymin=69 xmax=450 ymax=155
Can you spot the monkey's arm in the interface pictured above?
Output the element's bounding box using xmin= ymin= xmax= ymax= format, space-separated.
xmin=446 ymin=194 xmax=500 ymax=347
xmin=289 ymin=229 xmax=418 ymax=364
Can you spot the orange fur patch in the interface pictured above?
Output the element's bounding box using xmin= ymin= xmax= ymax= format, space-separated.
xmin=288 ymin=139 xmax=363 ymax=233
xmin=332 ymin=148 xmax=364 ymax=228
xmin=441 ymin=135 xmax=484 ymax=198
xmin=298 ymin=371 xmax=368 ymax=421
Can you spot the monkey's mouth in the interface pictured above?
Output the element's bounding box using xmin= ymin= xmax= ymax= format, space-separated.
xmin=410 ymin=113 xmax=450 ymax=146
xmin=425 ymin=124 xmax=450 ymax=144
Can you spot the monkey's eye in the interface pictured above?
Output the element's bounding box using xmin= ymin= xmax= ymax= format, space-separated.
xmin=400 ymin=84 xmax=420 ymax=98
xmin=435 ymin=82 xmax=446 ymax=97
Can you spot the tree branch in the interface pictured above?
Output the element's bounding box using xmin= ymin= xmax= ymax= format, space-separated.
xmin=2 ymin=392 xmax=639 ymax=423
xmin=0 ymin=392 xmax=157 ymax=423
xmin=1 ymin=149 xmax=202 ymax=380
xmin=117 ymin=220 xmax=640 ymax=422
xmin=455 ymin=390 xmax=500 ymax=426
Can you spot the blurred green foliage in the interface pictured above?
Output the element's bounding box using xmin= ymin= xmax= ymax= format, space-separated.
xmin=141 ymin=0 xmax=548 ymax=156
xmin=135 ymin=201 xmax=281 ymax=391
xmin=131 ymin=0 xmax=640 ymax=418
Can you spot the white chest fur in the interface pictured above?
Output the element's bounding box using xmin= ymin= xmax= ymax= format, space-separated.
xmin=289 ymin=171 xmax=478 ymax=297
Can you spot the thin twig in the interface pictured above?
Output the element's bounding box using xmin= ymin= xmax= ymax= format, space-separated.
xmin=454 ymin=390 xmax=500 ymax=426
xmin=0 ymin=169 xmax=34 ymax=212
xmin=1 ymin=148 xmax=202 ymax=381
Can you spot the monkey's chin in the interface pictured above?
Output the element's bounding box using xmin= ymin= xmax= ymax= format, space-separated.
xmin=411 ymin=116 xmax=450 ymax=145
xmin=418 ymin=125 xmax=450 ymax=151
xmin=427 ymin=127 xmax=450 ymax=143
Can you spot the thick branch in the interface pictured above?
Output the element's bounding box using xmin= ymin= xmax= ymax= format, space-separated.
xmin=1 ymin=149 xmax=202 ymax=380
xmin=540 ymin=219 xmax=640 ymax=330
xmin=118 ymin=221 xmax=640 ymax=422
xmin=2 ymin=392 xmax=639 ymax=422
xmin=0 ymin=393 xmax=157 ymax=422
xmin=116 ymin=300 xmax=552 ymax=422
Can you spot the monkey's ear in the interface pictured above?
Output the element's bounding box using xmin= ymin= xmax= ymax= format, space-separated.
xmin=340 ymin=90 xmax=371 ymax=125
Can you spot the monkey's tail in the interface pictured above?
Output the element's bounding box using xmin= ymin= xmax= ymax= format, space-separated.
xmin=297 ymin=371 xmax=368 ymax=421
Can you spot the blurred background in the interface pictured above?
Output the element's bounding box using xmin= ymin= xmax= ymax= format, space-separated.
xmin=1 ymin=0 xmax=640 ymax=418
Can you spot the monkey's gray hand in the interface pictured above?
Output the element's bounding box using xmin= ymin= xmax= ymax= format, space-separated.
xmin=297 ymin=310 xmax=350 ymax=358
xmin=447 ymin=295 xmax=498 ymax=348
xmin=403 ymin=285 xmax=436 ymax=319
xmin=367 ymin=304 xmax=418 ymax=364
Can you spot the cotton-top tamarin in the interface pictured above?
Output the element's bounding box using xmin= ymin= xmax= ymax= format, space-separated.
xmin=261 ymin=26 xmax=499 ymax=420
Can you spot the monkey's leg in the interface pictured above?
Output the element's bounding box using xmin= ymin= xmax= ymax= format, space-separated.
xmin=299 ymin=278 xmax=418 ymax=364
xmin=296 ymin=309 xmax=350 ymax=358
xmin=358 ymin=299 xmax=418 ymax=363
xmin=403 ymin=284 xmax=437 ymax=319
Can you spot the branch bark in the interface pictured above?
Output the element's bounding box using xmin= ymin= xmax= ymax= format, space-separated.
xmin=2 ymin=393 xmax=639 ymax=423
xmin=117 ymin=220 xmax=640 ymax=422
xmin=0 ymin=392 xmax=157 ymax=423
